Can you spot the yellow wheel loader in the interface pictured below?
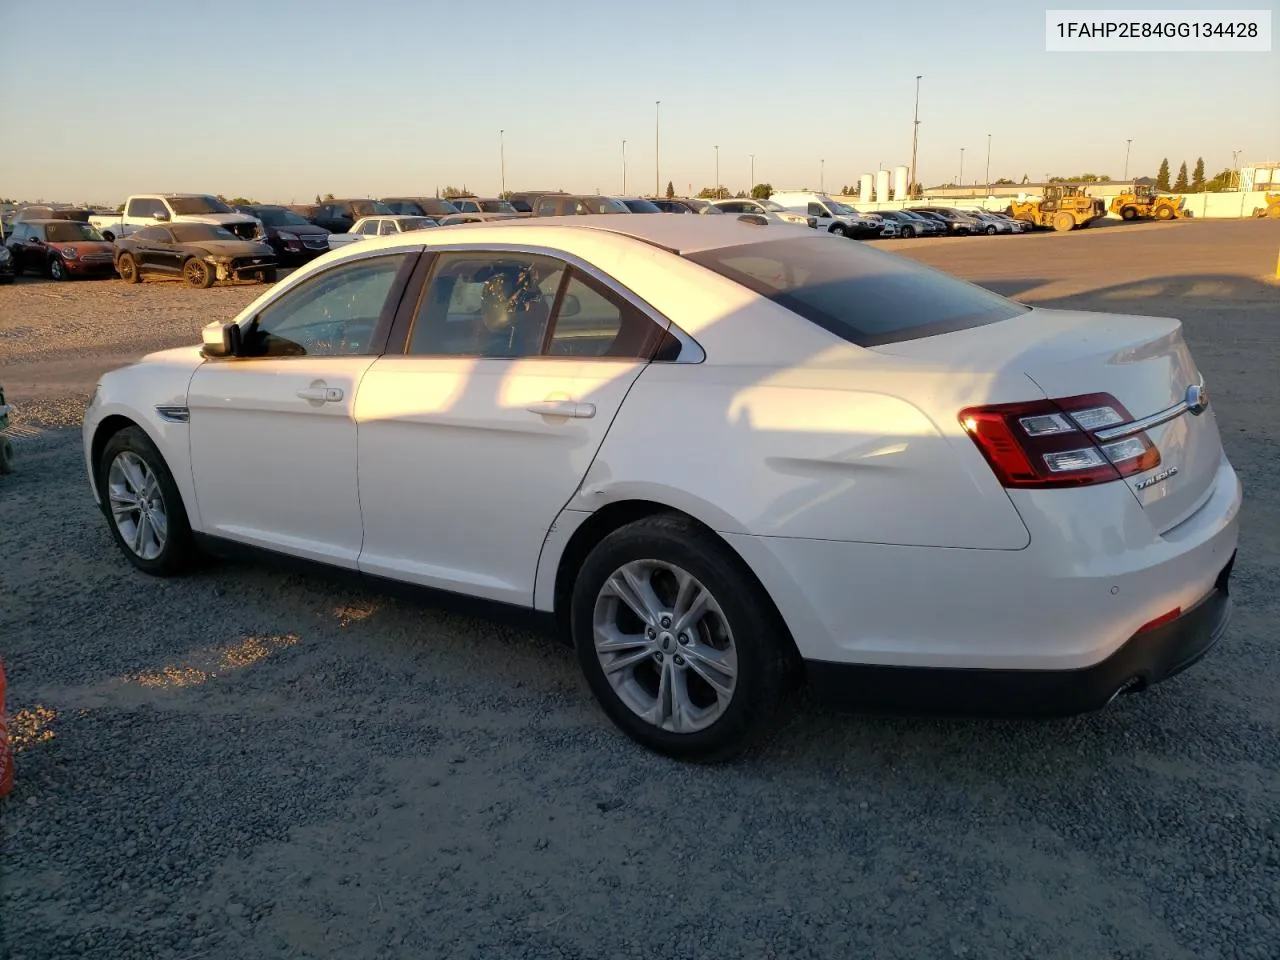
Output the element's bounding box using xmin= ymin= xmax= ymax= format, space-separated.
xmin=1007 ymin=184 xmax=1107 ymax=232
xmin=1109 ymin=182 xmax=1187 ymax=221
xmin=1251 ymin=193 xmax=1280 ymax=218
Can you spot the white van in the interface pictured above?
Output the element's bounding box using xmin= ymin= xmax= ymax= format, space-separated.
xmin=770 ymin=191 xmax=894 ymax=239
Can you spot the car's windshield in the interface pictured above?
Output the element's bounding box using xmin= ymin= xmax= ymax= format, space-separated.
xmin=623 ymin=198 xmax=663 ymax=213
xmin=509 ymin=200 xmax=533 ymax=212
xmin=255 ymin=208 xmax=312 ymax=227
xmin=479 ymin=200 xmax=517 ymax=214
xmin=46 ymin=222 xmax=105 ymax=242
xmin=826 ymin=200 xmax=857 ymax=215
xmin=171 ymin=224 xmax=238 ymax=242
xmin=685 ymin=235 xmax=1026 ymax=347
xmin=166 ymin=195 xmax=234 ymax=215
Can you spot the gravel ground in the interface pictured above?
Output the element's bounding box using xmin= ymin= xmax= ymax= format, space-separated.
xmin=1 ymin=221 xmax=1278 ymax=959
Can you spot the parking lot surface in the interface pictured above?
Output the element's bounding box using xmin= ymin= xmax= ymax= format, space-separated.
xmin=2 ymin=220 xmax=1278 ymax=960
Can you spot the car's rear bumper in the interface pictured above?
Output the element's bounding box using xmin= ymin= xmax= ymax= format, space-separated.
xmin=805 ymin=552 xmax=1234 ymax=716
xmin=725 ymin=454 xmax=1241 ymax=674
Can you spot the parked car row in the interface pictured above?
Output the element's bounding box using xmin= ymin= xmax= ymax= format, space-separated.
xmin=0 ymin=188 xmax=1035 ymax=289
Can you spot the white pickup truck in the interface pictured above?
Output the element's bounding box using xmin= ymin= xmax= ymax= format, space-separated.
xmin=90 ymin=194 xmax=264 ymax=242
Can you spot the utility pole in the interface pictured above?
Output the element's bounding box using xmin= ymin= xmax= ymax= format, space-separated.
xmin=820 ymin=158 xmax=825 ymax=193
xmin=959 ymin=147 xmax=965 ymax=188
xmin=1124 ymin=138 xmax=1133 ymax=181
xmin=655 ymin=101 xmax=661 ymax=198
xmin=499 ymin=129 xmax=506 ymax=197
xmin=714 ymin=144 xmax=720 ymax=198
xmin=909 ymin=75 xmax=922 ymax=199
xmin=622 ymin=139 xmax=627 ymax=194
xmin=985 ymin=133 xmax=992 ymax=196
xmin=749 ymin=153 xmax=755 ymax=194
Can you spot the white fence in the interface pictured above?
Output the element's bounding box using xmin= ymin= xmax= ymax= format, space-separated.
xmin=836 ymin=190 xmax=1276 ymax=219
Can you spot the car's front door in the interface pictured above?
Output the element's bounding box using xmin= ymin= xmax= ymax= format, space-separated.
xmin=185 ymin=249 xmax=418 ymax=566
xmin=354 ymin=249 xmax=670 ymax=605
xmin=134 ymin=227 xmax=179 ymax=274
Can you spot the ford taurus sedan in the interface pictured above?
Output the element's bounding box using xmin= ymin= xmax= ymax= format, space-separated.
xmin=82 ymin=216 xmax=1240 ymax=761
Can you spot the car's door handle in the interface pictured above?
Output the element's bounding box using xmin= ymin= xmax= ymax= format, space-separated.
xmin=296 ymin=386 xmax=344 ymax=403
xmin=525 ymin=399 xmax=595 ymax=419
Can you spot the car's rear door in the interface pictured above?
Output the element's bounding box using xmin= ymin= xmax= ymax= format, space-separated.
xmin=185 ymin=248 xmax=420 ymax=566
xmin=354 ymin=248 xmax=670 ymax=605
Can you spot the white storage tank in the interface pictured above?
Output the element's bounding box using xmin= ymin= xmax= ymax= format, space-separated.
xmin=893 ymin=165 xmax=909 ymax=200
xmin=859 ymin=174 xmax=874 ymax=201
xmin=875 ymin=169 xmax=891 ymax=202
xmin=1256 ymin=167 xmax=1275 ymax=185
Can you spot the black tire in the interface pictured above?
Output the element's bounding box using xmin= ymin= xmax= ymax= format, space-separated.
xmin=183 ymin=257 xmax=215 ymax=289
xmin=570 ymin=514 xmax=793 ymax=762
xmin=260 ymin=268 xmax=278 ymax=284
xmin=1121 ymin=206 xmax=1138 ymax=221
xmin=985 ymin=224 xmax=997 ymax=235
xmin=828 ymin=224 xmax=848 ymax=238
xmin=901 ymin=225 xmax=915 ymax=238
xmin=96 ymin=425 xmax=195 ymax=576
xmin=0 ymin=437 xmax=13 ymax=475
xmin=100 ymin=231 xmax=116 ymax=242
xmin=117 ymin=253 xmax=141 ymax=284
xmin=49 ymin=256 xmax=69 ymax=281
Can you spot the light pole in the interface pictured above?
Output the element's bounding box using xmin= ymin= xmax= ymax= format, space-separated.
xmin=714 ymin=144 xmax=720 ymax=198
xmin=499 ymin=129 xmax=506 ymax=197
xmin=655 ymin=101 xmax=661 ymax=197
xmin=1124 ymin=138 xmax=1133 ymax=181
xmin=749 ymin=153 xmax=755 ymax=194
xmin=985 ymin=133 xmax=992 ymax=195
xmin=909 ymin=75 xmax=922 ymax=199
xmin=820 ymin=158 xmax=825 ymax=193
xmin=622 ymin=139 xmax=627 ymax=194
xmin=959 ymin=147 xmax=965 ymax=188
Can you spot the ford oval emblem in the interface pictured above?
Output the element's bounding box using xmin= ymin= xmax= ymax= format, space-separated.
xmin=1185 ymin=382 xmax=1209 ymax=416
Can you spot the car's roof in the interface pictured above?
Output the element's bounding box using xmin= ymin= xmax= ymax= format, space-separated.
xmin=344 ymin=213 xmax=792 ymax=255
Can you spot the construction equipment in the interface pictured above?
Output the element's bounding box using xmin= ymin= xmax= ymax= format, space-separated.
xmin=1109 ymin=181 xmax=1187 ymax=221
xmin=1251 ymin=193 xmax=1280 ymax=218
xmin=1007 ymin=184 xmax=1106 ymax=232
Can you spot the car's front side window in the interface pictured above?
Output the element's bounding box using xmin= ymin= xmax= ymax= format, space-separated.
xmin=243 ymin=253 xmax=411 ymax=358
xmin=407 ymin=252 xmax=567 ymax=358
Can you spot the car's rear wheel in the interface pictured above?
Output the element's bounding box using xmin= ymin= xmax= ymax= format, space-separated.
xmin=985 ymin=224 xmax=997 ymax=235
xmin=183 ymin=257 xmax=214 ymax=288
xmin=49 ymin=257 xmax=68 ymax=281
xmin=571 ymin=514 xmax=791 ymax=762
xmin=117 ymin=253 xmax=141 ymax=283
xmin=97 ymin=426 xmax=194 ymax=576
xmin=0 ymin=437 xmax=14 ymax=475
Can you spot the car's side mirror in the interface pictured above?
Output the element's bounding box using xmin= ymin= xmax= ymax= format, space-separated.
xmin=201 ymin=321 xmax=244 ymax=359
xmin=559 ymin=293 xmax=581 ymax=318
xmin=153 ymin=210 xmax=170 ymax=222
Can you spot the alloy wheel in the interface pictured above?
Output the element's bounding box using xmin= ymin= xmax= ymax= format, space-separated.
xmin=592 ymin=559 xmax=738 ymax=734
xmin=107 ymin=451 xmax=168 ymax=560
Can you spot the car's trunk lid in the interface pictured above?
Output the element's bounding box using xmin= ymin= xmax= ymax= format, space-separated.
xmin=872 ymin=307 xmax=1223 ymax=533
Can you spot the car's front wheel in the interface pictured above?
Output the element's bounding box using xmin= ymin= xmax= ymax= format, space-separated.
xmin=98 ymin=426 xmax=195 ymax=576
xmin=985 ymin=224 xmax=997 ymax=235
xmin=183 ymin=257 xmax=215 ymax=288
xmin=49 ymin=257 xmax=68 ymax=281
xmin=571 ymin=515 xmax=792 ymax=762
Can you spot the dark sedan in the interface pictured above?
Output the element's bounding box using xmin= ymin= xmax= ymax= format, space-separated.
xmin=5 ymin=220 xmax=117 ymax=280
xmin=115 ymin=223 xmax=277 ymax=288
xmin=236 ymin=204 xmax=331 ymax=264
xmin=381 ymin=197 xmax=464 ymax=220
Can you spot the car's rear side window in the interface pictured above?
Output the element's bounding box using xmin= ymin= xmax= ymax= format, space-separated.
xmin=684 ymin=235 xmax=1026 ymax=347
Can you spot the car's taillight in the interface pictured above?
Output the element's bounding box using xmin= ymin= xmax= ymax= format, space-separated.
xmin=959 ymin=392 xmax=1159 ymax=489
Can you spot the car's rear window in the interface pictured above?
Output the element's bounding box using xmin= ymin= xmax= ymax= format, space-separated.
xmin=684 ymin=235 xmax=1027 ymax=347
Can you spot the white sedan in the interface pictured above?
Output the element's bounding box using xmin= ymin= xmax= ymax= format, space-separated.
xmin=328 ymin=215 xmax=438 ymax=249
xmin=83 ymin=215 xmax=1240 ymax=761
